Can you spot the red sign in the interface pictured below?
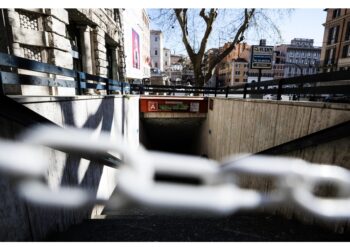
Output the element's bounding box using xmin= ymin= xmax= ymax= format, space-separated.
xmin=148 ymin=101 xmax=158 ymax=111
xmin=140 ymin=97 xmax=208 ymax=113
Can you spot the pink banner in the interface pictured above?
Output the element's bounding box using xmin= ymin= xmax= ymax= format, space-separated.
xmin=132 ymin=29 xmax=140 ymax=69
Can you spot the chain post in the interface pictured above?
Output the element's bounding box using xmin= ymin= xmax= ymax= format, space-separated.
xmin=277 ymin=79 xmax=283 ymax=100
xmin=0 ymin=72 xmax=4 ymax=96
xmin=243 ymin=83 xmax=248 ymax=99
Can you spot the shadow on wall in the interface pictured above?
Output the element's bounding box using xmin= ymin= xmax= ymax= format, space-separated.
xmin=0 ymin=96 xmax=118 ymax=241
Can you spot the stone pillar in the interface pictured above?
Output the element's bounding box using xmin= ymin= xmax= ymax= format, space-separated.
xmin=79 ymin=25 xmax=94 ymax=75
xmin=110 ymin=46 xmax=120 ymax=81
xmin=78 ymin=25 xmax=95 ymax=95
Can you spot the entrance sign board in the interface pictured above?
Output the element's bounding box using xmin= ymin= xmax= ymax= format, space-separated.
xmin=140 ymin=98 xmax=208 ymax=113
xmin=250 ymin=45 xmax=273 ymax=69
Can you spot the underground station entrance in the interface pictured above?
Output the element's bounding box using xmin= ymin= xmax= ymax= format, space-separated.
xmin=139 ymin=97 xmax=208 ymax=156
xmin=50 ymin=97 xmax=350 ymax=241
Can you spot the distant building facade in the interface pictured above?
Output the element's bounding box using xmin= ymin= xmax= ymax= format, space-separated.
xmin=217 ymin=42 xmax=250 ymax=86
xmin=282 ymin=38 xmax=321 ymax=77
xmin=320 ymin=8 xmax=350 ymax=72
xmin=231 ymin=58 xmax=248 ymax=86
xmin=150 ymin=30 xmax=164 ymax=71
xmin=163 ymin=48 xmax=171 ymax=70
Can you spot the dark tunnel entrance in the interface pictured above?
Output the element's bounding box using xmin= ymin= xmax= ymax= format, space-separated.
xmin=140 ymin=118 xmax=206 ymax=156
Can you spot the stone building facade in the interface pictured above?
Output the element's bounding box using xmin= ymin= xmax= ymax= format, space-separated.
xmin=0 ymin=8 xmax=126 ymax=95
xmin=320 ymin=8 xmax=350 ymax=72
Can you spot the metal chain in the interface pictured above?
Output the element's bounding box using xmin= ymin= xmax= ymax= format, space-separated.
xmin=1 ymin=125 xmax=350 ymax=220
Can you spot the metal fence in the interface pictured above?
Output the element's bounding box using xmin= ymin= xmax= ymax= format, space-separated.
xmin=0 ymin=52 xmax=129 ymax=95
xmin=1 ymin=52 xmax=350 ymax=102
xmin=132 ymin=72 xmax=350 ymax=101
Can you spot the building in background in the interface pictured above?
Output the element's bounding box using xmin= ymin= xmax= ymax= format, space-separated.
xmin=280 ymin=38 xmax=321 ymax=77
xmin=231 ymin=58 xmax=249 ymax=86
xmin=122 ymin=9 xmax=150 ymax=83
xmin=217 ymin=42 xmax=250 ymax=86
xmin=320 ymin=8 xmax=350 ymax=72
xmin=0 ymin=8 xmax=125 ymax=95
xmin=163 ymin=48 xmax=171 ymax=70
xmin=150 ymin=30 xmax=164 ymax=71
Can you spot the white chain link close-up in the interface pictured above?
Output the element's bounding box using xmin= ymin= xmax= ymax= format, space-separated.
xmin=0 ymin=125 xmax=350 ymax=220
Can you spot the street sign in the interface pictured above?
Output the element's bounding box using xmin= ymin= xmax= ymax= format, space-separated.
xmin=250 ymin=45 xmax=273 ymax=69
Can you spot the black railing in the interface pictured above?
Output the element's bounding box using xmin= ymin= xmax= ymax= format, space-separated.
xmin=1 ymin=52 xmax=350 ymax=102
xmin=0 ymin=52 xmax=129 ymax=95
xmin=131 ymin=72 xmax=350 ymax=101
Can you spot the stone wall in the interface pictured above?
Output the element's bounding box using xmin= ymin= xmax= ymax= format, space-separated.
xmin=2 ymin=8 xmax=126 ymax=96
xmin=206 ymin=98 xmax=350 ymax=168
xmin=0 ymin=95 xmax=140 ymax=241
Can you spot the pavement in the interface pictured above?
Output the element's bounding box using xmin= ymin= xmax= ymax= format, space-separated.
xmin=46 ymin=210 xmax=350 ymax=242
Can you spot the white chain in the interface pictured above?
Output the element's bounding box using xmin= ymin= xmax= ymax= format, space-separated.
xmin=1 ymin=125 xmax=350 ymax=220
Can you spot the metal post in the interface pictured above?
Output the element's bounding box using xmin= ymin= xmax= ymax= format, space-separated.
xmin=121 ymin=82 xmax=124 ymax=95
xmin=277 ymin=79 xmax=283 ymax=100
xmin=214 ymin=81 xmax=218 ymax=97
xmin=243 ymin=83 xmax=248 ymax=99
xmin=106 ymin=79 xmax=110 ymax=95
xmin=0 ymin=72 xmax=4 ymax=96
xmin=258 ymin=69 xmax=262 ymax=83
xmin=76 ymin=71 xmax=82 ymax=95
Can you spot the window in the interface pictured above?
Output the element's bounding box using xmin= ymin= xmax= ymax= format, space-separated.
xmin=332 ymin=9 xmax=341 ymax=19
xmin=325 ymin=48 xmax=335 ymax=65
xmin=327 ymin=26 xmax=339 ymax=44
xmin=155 ymin=50 xmax=158 ymax=55
xmin=345 ymin=22 xmax=350 ymax=41
xmin=235 ymin=79 xmax=239 ymax=82
xmin=165 ymin=52 xmax=168 ymax=56
xmin=155 ymin=62 xmax=158 ymax=68
xmin=342 ymin=45 xmax=350 ymax=58
xmin=165 ymin=61 xmax=168 ymax=66
xmin=155 ymin=37 xmax=158 ymax=42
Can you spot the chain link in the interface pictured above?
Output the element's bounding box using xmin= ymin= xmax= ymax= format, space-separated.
xmin=0 ymin=125 xmax=350 ymax=220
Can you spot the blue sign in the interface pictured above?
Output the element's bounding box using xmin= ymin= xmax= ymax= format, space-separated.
xmin=251 ymin=45 xmax=273 ymax=69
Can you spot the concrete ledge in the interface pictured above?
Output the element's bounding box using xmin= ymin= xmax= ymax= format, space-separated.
xmin=214 ymin=97 xmax=350 ymax=111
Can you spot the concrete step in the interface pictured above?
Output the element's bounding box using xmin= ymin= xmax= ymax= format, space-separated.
xmin=45 ymin=211 xmax=350 ymax=241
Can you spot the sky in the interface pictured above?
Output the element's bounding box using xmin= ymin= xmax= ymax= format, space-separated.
xmin=148 ymin=9 xmax=327 ymax=55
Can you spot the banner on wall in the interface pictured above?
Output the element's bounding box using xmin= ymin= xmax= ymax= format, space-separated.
xmin=132 ymin=29 xmax=140 ymax=69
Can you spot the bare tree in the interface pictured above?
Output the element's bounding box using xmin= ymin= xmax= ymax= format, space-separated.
xmin=149 ymin=8 xmax=290 ymax=86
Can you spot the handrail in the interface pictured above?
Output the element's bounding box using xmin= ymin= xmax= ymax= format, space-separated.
xmin=1 ymin=52 xmax=350 ymax=101
xmin=0 ymin=52 xmax=128 ymax=95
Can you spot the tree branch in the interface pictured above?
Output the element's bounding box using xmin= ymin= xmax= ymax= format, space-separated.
xmin=174 ymin=9 xmax=195 ymax=58
xmin=205 ymin=8 xmax=255 ymax=81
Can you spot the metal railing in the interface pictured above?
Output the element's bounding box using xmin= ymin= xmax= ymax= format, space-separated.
xmin=132 ymin=72 xmax=350 ymax=101
xmin=0 ymin=52 xmax=129 ymax=95
xmin=1 ymin=52 xmax=350 ymax=102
